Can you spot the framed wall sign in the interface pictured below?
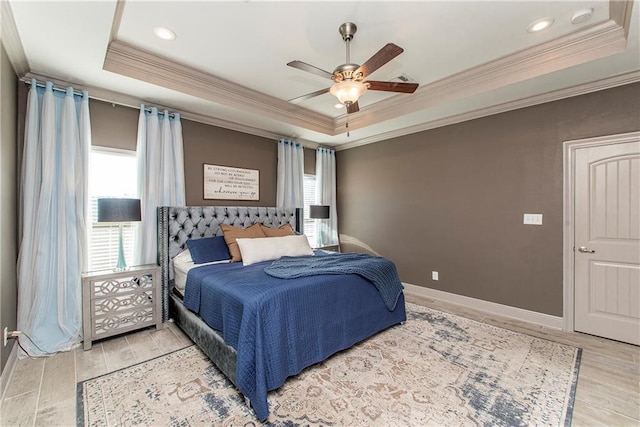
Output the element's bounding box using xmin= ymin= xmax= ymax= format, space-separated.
xmin=204 ymin=164 xmax=259 ymax=201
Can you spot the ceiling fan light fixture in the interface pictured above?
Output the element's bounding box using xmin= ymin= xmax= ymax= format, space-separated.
xmin=286 ymin=22 xmax=418 ymax=109
xmin=330 ymin=80 xmax=367 ymax=105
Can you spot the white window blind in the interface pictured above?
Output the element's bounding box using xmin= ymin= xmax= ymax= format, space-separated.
xmin=88 ymin=149 xmax=137 ymax=271
xmin=303 ymin=174 xmax=317 ymax=247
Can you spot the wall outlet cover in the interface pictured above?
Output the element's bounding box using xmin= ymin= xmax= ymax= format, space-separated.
xmin=523 ymin=213 xmax=543 ymax=225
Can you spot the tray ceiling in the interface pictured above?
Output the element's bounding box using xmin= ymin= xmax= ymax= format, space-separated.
xmin=4 ymin=1 xmax=639 ymax=149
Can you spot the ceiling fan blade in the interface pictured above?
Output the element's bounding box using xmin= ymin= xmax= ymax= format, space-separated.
xmin=287 ymin=60 xmax=334 ymax=80
xmin=355 ymin=43 xmax=404 ymax=79
xmin=366 ymin=80 xmax=419 ymax=93
xmin=288 ymin=87 xmax=331 ymax=104
xmin=346 ymin=101 xmax=360 ymax=114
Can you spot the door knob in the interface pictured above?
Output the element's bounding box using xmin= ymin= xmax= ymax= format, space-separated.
xmin=578 ymin=246 xmax=595 ymax=253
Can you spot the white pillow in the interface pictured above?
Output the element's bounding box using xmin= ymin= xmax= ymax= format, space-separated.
xmin=173 ymin=248 xmax=194 ymax=267
xmin=236 ymin=235 xmax=313 ymax=266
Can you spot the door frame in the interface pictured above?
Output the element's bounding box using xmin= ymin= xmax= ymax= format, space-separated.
xmin=562 ymin=130 xmax=640 ymax=332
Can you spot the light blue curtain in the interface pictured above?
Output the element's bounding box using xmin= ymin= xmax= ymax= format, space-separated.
xmin=316 ymin=147 xmax=338 ymax=246
xmin=17 ymin=80 xmax=90 ymax=355
xmin=135 ymin=105 xmax=185 ymax=265
xmin=276 ymin=139 xmax=304 ymax=208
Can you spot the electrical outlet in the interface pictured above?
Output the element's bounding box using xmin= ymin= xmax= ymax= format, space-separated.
xmin=3 ymin=328 xmax=19 ymax=346
xmin=432 ymin=271 xmax=439 ymax=281
xmin=523 ymin=213 xmax=543 ymax=225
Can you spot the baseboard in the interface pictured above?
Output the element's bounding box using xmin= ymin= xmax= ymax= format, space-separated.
xmin=0 ymin=344 xmax=19 ymax=405
xmin=403 ymin=283 xmax=564 ymax=330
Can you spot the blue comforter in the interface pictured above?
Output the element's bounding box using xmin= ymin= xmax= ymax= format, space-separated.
xmin=182 ymin=252 xmax=406 ymax=421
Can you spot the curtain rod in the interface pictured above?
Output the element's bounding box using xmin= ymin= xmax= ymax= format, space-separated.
xmin=21 ymin=78 xmax=86 ymax=97
xmin=21 ymin=78 xmax=178 ymax=118
xmin=142 ymin=105 xmax=177 ymax=118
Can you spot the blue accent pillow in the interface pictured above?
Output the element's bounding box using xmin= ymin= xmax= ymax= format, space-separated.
xmin=186 ymin=236 xmax=231 ymax=264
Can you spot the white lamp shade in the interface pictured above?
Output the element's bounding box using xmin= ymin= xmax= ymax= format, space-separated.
xmin=330 ymin=81 xmax=367 ymax=104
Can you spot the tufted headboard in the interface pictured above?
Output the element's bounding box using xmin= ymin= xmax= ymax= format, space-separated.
xmin=157 ymin=206 xmax=301 ymax=321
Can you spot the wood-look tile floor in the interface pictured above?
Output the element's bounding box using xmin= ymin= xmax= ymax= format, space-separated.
xmin=1 ymin=296 xmax=638 ymax=426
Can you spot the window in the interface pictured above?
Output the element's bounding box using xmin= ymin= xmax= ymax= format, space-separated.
xmin=88 ymin=149 xmax=137 ymax=271
xmin=303 ymin=174 xmax=317 ymax=247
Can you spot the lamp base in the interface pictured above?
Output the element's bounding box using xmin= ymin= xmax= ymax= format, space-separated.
xmin=113 ymin=223 xmax=129 ymax=272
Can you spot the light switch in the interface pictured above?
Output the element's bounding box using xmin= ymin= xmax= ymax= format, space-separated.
xmin=523 ymin=213 xmax=543 ymax=225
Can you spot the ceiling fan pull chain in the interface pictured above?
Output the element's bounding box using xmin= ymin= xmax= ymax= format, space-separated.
xmin=346 ymin=120 xmax=350 ymax=137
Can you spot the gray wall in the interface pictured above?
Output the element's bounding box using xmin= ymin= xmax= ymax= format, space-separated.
xmin=303 ymin=147 xmax=316 ymax=175
xmin=90 ymin=100 xmax=316 ymax=204
xmin=90 ymin=100 xmax=139 ymax=151
xmin=91 ymin=101 xmax=279 ymax=204
xmin=337 ymin=83 xmax=640 ymax=317
xmin=182 ymin=120 xmax=278 ymax=206
xmin=0 ymin=43 xmax=18 ymax=372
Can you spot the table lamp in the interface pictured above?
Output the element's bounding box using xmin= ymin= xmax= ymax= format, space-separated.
xmin=309 ymin=205 xmax=330 ymax=248
xmin=309 ymin=205 xmax=330 ymax=220
xmin=97 ymin=198 xmax=141 ymax=271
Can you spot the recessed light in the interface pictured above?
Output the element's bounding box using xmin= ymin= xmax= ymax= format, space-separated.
xmin=153 ymin=26 xmax=176 ymax=41
xmin=527 ymin=18 xmax=554 ymax=33
xmin=571 ymin=8 xmax=594 ymax=25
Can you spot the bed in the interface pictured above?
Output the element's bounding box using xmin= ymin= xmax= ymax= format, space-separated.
xmin=157 ymin=206 xmax=406 ymax=421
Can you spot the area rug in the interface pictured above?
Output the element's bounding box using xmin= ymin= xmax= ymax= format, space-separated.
xmin=77 ymin=303 xmax=581 ymax=426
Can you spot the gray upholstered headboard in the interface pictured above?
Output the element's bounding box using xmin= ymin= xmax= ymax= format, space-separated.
xmin=157 ymin=206 xmax=301 ymax=321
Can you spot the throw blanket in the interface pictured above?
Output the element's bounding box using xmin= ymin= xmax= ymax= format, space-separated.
xmin=265 ymin=253 xmax=403 ymax=311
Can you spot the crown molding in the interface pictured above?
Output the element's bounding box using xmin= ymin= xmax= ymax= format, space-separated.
xmin=103 ymin=40 xmax=335 ymax=136
xmin=336 ymin=70 xmax=640 ymax=151
xmin=23 ymin=72 xmax=318 ymax=148
xmin=610 ymin=0 xmax=634 ymax=38
xmin=336 ymin=18 xmax=628 ymax=132
xmin=12 ymin=0 xmax=635 ymax=150
xmin=100 ymin=1 xmax=633 ymax=139
xmin=109 ymin=0 xmax=126 ymax=43
xmin=1 ymin=1 xmax=29 ymax=76
xmin=175 ymin=109 xmax=318 ymax=149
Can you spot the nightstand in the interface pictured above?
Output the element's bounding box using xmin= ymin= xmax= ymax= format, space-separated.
xmin=82 ymin=264 xmax=162 ymax=350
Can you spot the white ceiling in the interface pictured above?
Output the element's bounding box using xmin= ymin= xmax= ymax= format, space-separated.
xmin=4 ymin=0 xmax=639 ymax=149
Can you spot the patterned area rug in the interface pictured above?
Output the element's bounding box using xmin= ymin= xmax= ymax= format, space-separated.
xmin=78 ymin=303 xmax=581 ymax=426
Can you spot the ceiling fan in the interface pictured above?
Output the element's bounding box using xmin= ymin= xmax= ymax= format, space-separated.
xmin=287 ymin=22 xmax=419 ymax=114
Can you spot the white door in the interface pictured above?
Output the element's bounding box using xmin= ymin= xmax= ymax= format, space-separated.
xmin=574 ymin=139 xmax=640 ymax=345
